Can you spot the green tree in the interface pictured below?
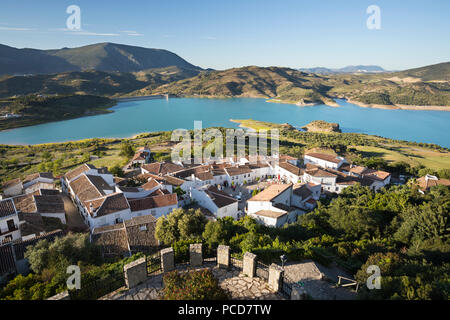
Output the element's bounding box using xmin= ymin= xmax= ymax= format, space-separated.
xmin=109 ymin=165 xmax=124 ymax=177
xmin=156 ymin=208 xmax=207 ymax=245
xmin=119 ymin=142 xmax=135 ymax=158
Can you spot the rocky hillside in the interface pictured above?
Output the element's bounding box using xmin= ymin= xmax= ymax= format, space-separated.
xmin=302 ymin=120 xmax=341 ymax=133
xmin=146 ymin=66 xmax=338 ymax=106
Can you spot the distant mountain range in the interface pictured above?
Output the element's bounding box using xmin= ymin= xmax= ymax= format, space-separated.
xmin=298 ymin=65 xmax=387 ymax=74
xmin=0 ymin=42 xmax=202 ymax=75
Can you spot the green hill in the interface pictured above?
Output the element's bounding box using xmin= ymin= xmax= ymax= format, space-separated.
xmin=0 ymin=94 xmax=115 ymax=130
xmin=145 ymin=66 xmax=338 ymax=106
xmin=140 ymin=64 xmax=450 ymax=107
xmin=0 ymin=67 xmax=201 ymax=98
xmin=389 ymin=62 xmax=450 ymax=81
xmin=0 ymin=42 xmax=202 ymax=75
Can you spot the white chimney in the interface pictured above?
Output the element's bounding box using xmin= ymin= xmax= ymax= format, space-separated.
xmin=90 ymin=203 xmax=96 ymax=217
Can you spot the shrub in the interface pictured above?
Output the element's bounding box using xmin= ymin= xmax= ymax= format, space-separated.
xmin=163 ymin=269 xmax=230 ymax=300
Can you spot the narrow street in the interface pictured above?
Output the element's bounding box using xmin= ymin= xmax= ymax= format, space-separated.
xmin=62 ymin=194 xmax=89 ymax=233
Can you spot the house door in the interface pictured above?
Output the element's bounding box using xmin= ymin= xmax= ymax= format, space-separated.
xmin=7 ymin=219 xmax=15 ymax=231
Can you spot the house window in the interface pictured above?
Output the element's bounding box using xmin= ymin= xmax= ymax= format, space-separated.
xmin=7 ymin=219 xmax=15 ymax=232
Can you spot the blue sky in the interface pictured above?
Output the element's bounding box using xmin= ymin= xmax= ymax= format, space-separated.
xmin=0 ymin=0 xmax=449 ymax=70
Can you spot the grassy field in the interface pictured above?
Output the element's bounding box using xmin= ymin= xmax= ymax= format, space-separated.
xmin=351 ymin=145 xmax=450 ymax=170
xmin=229 ymin=119 xmax=290 ymax=131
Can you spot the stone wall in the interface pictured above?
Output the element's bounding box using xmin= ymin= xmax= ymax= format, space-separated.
xmin=189 ymin=243 xmax=203 ymax=267
xmin=124 ymin=257 xmax=147 ymax=289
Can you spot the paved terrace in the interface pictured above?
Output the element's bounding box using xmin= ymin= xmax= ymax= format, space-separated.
xmin=102 ymin=262 xmax=283 ymax=300
xmin=50 ymin=244 xmax=309 ymax=300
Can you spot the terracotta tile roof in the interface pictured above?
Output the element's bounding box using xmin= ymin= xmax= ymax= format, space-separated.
xmin=114 ymin=177 xmax=128 ymax=186
xmin=225 ymin=166 xmax=253 ymax=176
xmin=252 ymin=210 xmax=286 ymax=219
xmin=91 ymin=227 xmax=129 ymax=257
xmin=349 ymin=166 xmax=367 ymax=175
xmin=305 ymin=163 xmax=319 ymax=170
xmin=248 ymin=161 xmax=270 ymax=169
xmin=202 ymin=185 xmax=237 ymax=208
xmin=86 ymin=193 xmax=130 ymax=218
xmin=34 ymin=195 xmax=65 ymax=214
xmin=124 ymin=214 xmax=157 ymax=227
xmin=195 ymin=171 xmax=214 ymax=181
xmin=117 ymin=186 xmax=141 ymax=193
xmin=1 ymin=178 xmax=22 ymax=190
xmin=69 ymin=174 xmax=106 ymax=203
xmin=212 ymin=169 xmax=227 ymax=176
xmin=128 ymin=193 xmax=177 ymax=212
xmin=23 ymin=172 xmax=54 ymax=184
xmin=248 ymin=184 xmax=292 ymax=202
xmin=0 ymin=199 xmax=17 ymax=218
xmin=86 ymin=174 xmax=114 ymax=192
xmin=0 ymin=243 xmax=16 ymax=275
xmin=305 ymin=168 xmax=338 ymax=178
xmin=13 ymin=195 xmax=36 ymax=214
xmin=92 ymin=215 xmax=158 ymax=256
xmin=278 ymin=162 xmax=304 ymax=176
xmin=149 ymin=189 xmax=170 ymax=196
xmin=293 ymin=184 xmax=312 ymax=199
xmin=163 ymin=175 xmax=186 ymax=186
xmin=305 ymin=153 xmax=342 ymax=164
xmin=131 ymin=151 xmax=150 ymax=162
xmin=142 ymin=162 xmax=184 ymax=176
xmin=416 ymin=175 xmax=450 ymax=191
xmin=362 ymin=169 xmax=391 ymax=181
xmin=125 ymin=215 xmax=158 ymax=253
xmin=173 ymin=165 xmax=210 ymax=179
xmin=39 ymin=189 xmax=60 ymax=196
xmin=339 ymin=163 xmax=352 ymax=172
xmin=65 ymin=163 xmax=96 ymax=181
xmin=18 ymin=212 xmax=45 ymax=237
xmin=279 ymin=154 xmax=298 ymax=161
xmin=142 ymin=179 xmax=161 ymax=191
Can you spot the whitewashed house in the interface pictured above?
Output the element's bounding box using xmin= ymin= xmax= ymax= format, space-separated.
xmin=291 ymin=184 xmax=317 ymax=211
xmin=247 ymin=184 xmax=301 ymax=227
xmin=1 ymin=179 xmax=23 ymax=197
xmin=130 ymin=146 xmax=151 ymax=167
xmin=22 ymin=173 xmax=54 ymax=194
xmin=274 ymin=161 xmax=304 ymax=184
xmin=190 ymin=185 xmax=239 ymax=219
xmin=225 ymin=165 xmax=254 ymax=186
xmin=127 ymin=193 xmax=178 ymax=219
xmin=34 ymin=195 xmax=66 ymax=224
xmin=85 ymin=193 xmax=132 ymax=230
xmin=303 ymin=167 xmax=338 ymax=190
xmin=62 ymin=163 xmax=97 ymax=193
xmin=0 ymin=199 xmax=20 ymax=244
xmin=304 ymin=153 xmax=347 ymax=170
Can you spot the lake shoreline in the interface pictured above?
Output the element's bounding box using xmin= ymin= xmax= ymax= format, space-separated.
xmin=346 ymin=99 xmax=450 ymax=111
xmin=0 ymin=97 xmax=449 ymax=148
